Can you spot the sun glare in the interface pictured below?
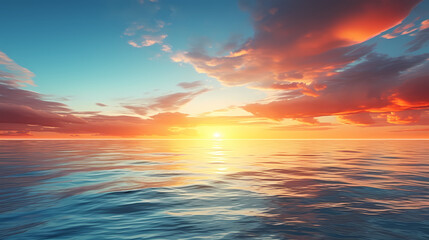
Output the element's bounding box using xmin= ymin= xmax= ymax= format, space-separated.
xmin=213 ymin=132 xmax=222 ymax=138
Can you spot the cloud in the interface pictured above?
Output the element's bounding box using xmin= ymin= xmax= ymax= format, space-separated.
xmin=141 ymin=34 xmax=167 ymax=46
xmin=0 ymin=51 xmax=35 ymax=86
xmin=123 ymin=105 xmax=149 ymax=116
xmin=0 ymin=54 xmax=86 ymax=132
xmin=0 ymin=102 xmax=206 ymax=137
xmin=0 ymin=130 xmax=31 ymax=137
xmin=44 ymin=112 xmax=271 ymax=137
xmin=391 ymin=127 xmax=429 ymax=133
xmin=124 ymin=88 xmax=210 ymax=116
xmin=177 ymin=81 xmax=203 ymax=89
xmin=0 ymin=52 xmax=221 ymax=138
xmin=391 ymin=61 xmax=429 ymax=108
xmin=0 ymin=51 xmax=207 ymax=138
xmin=50 ymin=113 xmax=194 ymax=137
xmin=0 ymin=72 xmax=83 ymax=131
xmin=173 ymin=0 xmax=419 ymax=86
xmin=270 ymin=124 xmax=333 ymax=131
xmin=128 ymin=40 xmax=141 ymax=48
xmin=264 ymin=81 xmax=327 ymax=97
xmin=96 ymin=103 xmax=107 ymax=107
xmin=421 ymin=19 xmax=429 ymax=30
xmin=2 ymin=1 xmax=428 ymax=138
xmin=149 ymin=89 xmax=209 ymax=110
xmin=338 ymin=112 xmax=375 ymax=126
xmin=0 ymin=82 xmax=87 ymax=134
xmin=161 ymin=44 xmax=172 ymax=52
xmin=0 ymin=53 xmax=262 ymax=138
xmin=381 ymin=19 xmax=418 ymax=39
xmin=294 ymin=117 xmax=322 ymax=125
xmin=0 ymin=81 xmax=70 ymax=112
xmin=123 ymin=19 xmax=164 ymax=37
xmin=0 ymin=89 xmax=204 ymax=137
xmin=380 ymin=18 xmax=429 ymax=52
xmin=18 ymin=112 xmax=269 ymax=138
xmin=243 ymin=53 xmax=428 ymax=120
xmin=217 ymin=34 xmax=247 ymax=55
xmin=123 ymin=2 xmax=169 ymax=52
xmin=128 ymin=35 xmax=167 ymax=48
xmin=0 ymin=103 xmax=84 ymax=127
xmin=386 ymin=110 xmax=422 ymax=124
xmin=123 ymin=23 xmax=145 ymax=36
xmin=407 ymin=28 xmax=429 ymax=52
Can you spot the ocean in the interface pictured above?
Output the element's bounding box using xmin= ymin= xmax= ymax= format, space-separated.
xmin=0 ymin=140 xmax=428 ymax=239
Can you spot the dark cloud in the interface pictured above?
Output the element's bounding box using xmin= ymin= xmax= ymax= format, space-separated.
xmin=338 ymin=112 xmax=375 ymax=125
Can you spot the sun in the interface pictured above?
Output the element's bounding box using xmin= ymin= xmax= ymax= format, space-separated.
xmin=213 ymin=132 xmax=222 ymax=138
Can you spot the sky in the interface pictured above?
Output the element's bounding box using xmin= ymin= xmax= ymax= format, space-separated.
xmin=0 ymin=0 xmax=429 ymax=139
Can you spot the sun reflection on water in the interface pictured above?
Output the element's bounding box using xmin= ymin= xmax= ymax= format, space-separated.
xmin=1 ymin=140 xmax=428 ymax=239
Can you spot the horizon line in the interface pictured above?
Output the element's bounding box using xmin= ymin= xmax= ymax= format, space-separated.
xmin=1 ymin=138 xmax=429 ymax=141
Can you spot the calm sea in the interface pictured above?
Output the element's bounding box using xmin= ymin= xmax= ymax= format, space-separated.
xmin=0 ymin=140 xmax=428 ymax=239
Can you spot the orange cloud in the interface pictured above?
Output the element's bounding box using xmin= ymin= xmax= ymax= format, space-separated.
xmin=421 ymin=19 xmax=429 ymax=30
xmin=128 ymin=35 xmax=167 ymax=48
xmin=382 ymin=21 xmax=418 ymax=39
xmin=243 ymin=53 xmax=428 ymax=120
xmin=387 ymin=110 xmax=422 ymax=124
xmin=338 ymin=112 xmax=375 ymax=126
xmin=128 ymin=40 xmax=141 ymax=48
xmin=294 ymin=117 xmax=322 ymax=125
xmin=174 ymin=0 xmax=419 ymax=86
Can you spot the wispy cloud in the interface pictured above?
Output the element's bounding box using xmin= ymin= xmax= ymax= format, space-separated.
xmin=96 ymin=103 xmax=107 ymax=107
xmin=123 ymin=2 xmax=170 ymax=54
xmin=0 ymin=51 xmax=35 ymax=86
xmin=124 ymin=88 xmax=210 ymax=116
xmin=161 ymin=44 xmax=172 ymax=52
xmin=128 ymin=34 xmax=167 ymax=48
xmin=177 ymin=81 xmax=203 ymax=89
xmin=123 ymin=23 xmax=145 ymax=36
xmin=338 ymin=112 xmax=375 ymax=126
xmin=141 ymin=34 xmax=167 ymax=47
xmin=380 ymin=18 xmax=429 ymax=52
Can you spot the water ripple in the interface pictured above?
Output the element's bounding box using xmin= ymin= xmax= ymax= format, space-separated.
xmin=0 ymin=140 xmax=428 ymax=239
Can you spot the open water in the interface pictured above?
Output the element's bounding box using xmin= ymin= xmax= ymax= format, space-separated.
xmin=0 ymin=140 xmax=428 ymax=239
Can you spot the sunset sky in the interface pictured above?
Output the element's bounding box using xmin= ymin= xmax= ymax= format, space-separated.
xmin=1 ymin=0 xmax=429 ymax=139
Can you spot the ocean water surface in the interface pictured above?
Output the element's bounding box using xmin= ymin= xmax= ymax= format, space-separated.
xmin=0 ymin=140 xmax=428 ymax=239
